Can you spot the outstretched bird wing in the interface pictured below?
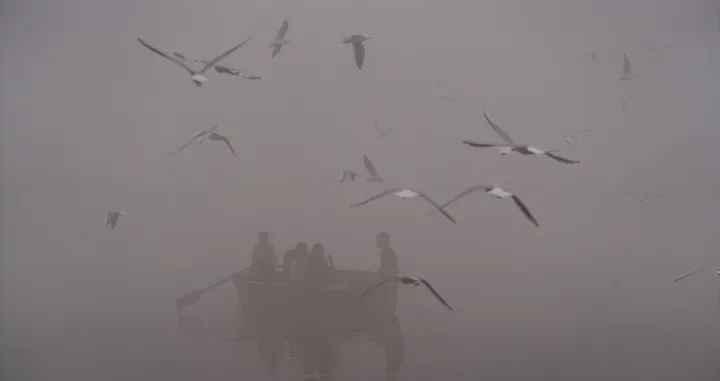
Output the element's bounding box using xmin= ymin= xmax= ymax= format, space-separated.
xmin=276 ymin=19 xmax=289 ymax=41
xmin=358 ymin=277 xmax=398 ymax=300
xmin=363 ymin=155 xmax=380 ymax=177
xmin=462 ymin=140 xmax=504 ymax=148
xmin=417 ymin=192 xmax=456 ymax=224
xmin=169 ymin=139 xmax=197 ymax=155
xmin=137 ymin=38 xmax=195 ymax=74
xmin=419 ymin=279 xmax=453 ymax=311
xmin=436 ymin=185 xmax=493 ymax=210
xmin=210 ymin=133 xmax=236 ymax=156
xmin=544 ymin=151 xmax=580 ymax=164
xmin=483 ymin=111 xmax=516 ymax=145
xmin=350 ymin=188 xmax=401 ymax=207
xmin=623 ymin=54 xmax=632 ymax=77
xmin=511 ymin=195 xmax=539 ymax=227
xmin=352 ymin=42 xmax=365 ymax=69
xmin=200 ymin=35 xmax=253 ymax=73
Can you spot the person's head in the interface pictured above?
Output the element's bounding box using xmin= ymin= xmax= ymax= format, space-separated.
xmin=311 ymin=243 xmax=325 ymax=259
xmin=376 ymin=232 xmax=390 ymax=248
xmin=295 ymin=242 xmax=308 ymax=252
xmin=258 ymin=232 xmax=269 ymax=246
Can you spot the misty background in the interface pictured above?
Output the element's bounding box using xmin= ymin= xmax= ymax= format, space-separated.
xmin=1 ymin=0 xmax=720 ymax=380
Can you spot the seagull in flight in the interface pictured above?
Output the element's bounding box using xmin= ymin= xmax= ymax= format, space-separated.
xmin=171 ymin=52 xmax=262 ymax=80
xmin=673 ymin=267 xmax=706 ymax=282
xmin=561 ymin=128 xmax=593 ymax=145
xmin=359 ymin=275 xmax=453 ymax=311
xmin=432 ymin=185 xmax=539 ymax=227
xmin=343 ymin=34 xmax=371 ymax=70
xmin=363 ymin=155 xmax=384 ymax=183
xmin=137 ymin=35 xmax=253 ymax=86
xmin=350 ymin=188 xmax=456 ymax=224
xmin=169 ymin=125 xmax=236 ymax=156
xmin=269 ymin=19 xmax=290 ymax=58
xmin=619 ymin=54 xmax=635 ymax=81
xmin=340 ymin=170 xmax=358 ymax=183
xmin=105 ymin=211 xmax=127 ymax=230
xmin=374 ymin=121 xmax=393 ymax=140
xmin=462 ymin=111 xmax=580 ymax=164
xmin=643 ymin=40 xmax=676 ymax=56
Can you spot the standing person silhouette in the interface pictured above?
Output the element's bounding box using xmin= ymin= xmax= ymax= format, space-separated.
xmin=375 ymin=232 xmax=399 ymax=314
xmin=251 ymin=232 xmax=277 ymax=279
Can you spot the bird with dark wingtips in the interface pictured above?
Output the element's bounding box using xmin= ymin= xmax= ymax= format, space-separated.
xmin=462 ymin=111 xmax=580 ymax=164
xmin=350 ymin=188 xmax=456 ymax=224
xmin=137 ymin=35 xmax=253 ymax=86
xmin=171 ymin=52 xmax=262 ymax=79
xmin=359 ymin=275 xmax=453 ymax=311
xmin=431 ymin=185 xmax=539 ymax=227
xmin=343 ymin=34 xmax=371 ymax=70
xmin=269 ymin=19 xmax=290 ymax=58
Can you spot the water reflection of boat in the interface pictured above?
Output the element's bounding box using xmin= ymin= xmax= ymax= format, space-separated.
xmin=231 ymin=269 xmax=396 ymax=317
xmin=230 ymin=299 xmax=405 ymax=381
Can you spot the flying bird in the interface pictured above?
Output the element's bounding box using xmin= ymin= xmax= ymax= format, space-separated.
xmin=340 ymin=170 xmax=358 ymax=183
xmin=432 ymin=185 xmax=539 ymax=227
xmin=105 ymin=211 xmax=127 ymax=230
xmin=269 ymin=19 xmax=290 ymax=58
xmin=350 ymin=188 xmax=456 ymax=224
xmin=359 ymin=276 xmax=453 ymax=311
xmin=561 ymin=128 xmax=593 ymax=145
xmin=574 ymin=53 xmax=598 ymax=63
xmin=374 ymin=121 xmax=393 ymax=140
xmin=170 ymin=125 xmax=236 ymax=156
xmin=619 ymin=54 xmax=635 ymax=81
xmin=363 ymin=155 xmax=384 ymax=183
xmin=643 ymin=40 xmax=676 ymax=56
xmin=137 ymin=35 xmax=253 ymax=86
xmin=462 ymin=111 xmax=580 ymax=164
xmin=342 ymin=34 xmax=371 ymax=70
xmin=673 ymin=267 xmax=706 ymax=282
xmin=171 ymin=52 xmax=262 ymax=79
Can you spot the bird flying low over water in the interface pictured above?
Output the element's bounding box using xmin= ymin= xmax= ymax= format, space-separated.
xmin=350 ymin=188 xmax=456 ymax=224
xmin=269 ymin=19 xmax=290 ymax=58
xmin=620 ymin=54 xmax=635 ymax=81
xmin=359 ymin=276 xmax=453 ymax=311
xmin=170 ymin=125 xmax=236 ymax=156
xmin=343 ymin=34 xmax=371 ymax=70
xmin=105 ymin=211 xmax=127 ymax=229
xmin=340 ymin=170 xmax=358 ymax=183
xmin=462 ymin=111 xmax=580 ymax=164
xmin=172 ymin=52 xmax=262 ymax=79
xmin=137 ymin=35 xmax=253 ymax=86
xmin=374 ymin=121 xmax=393 ymax=140
xmin=432 ymin=185 xmax=539 ymax=227
xmin=363 ymin=155 xmax=384 ymax=183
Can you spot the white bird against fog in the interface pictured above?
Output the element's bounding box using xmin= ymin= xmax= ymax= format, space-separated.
xmin=340 ymin=170 xmax=358 ymax=183
xmin=643 ymin=40 xmax=676 ymax=56
xmin=432 ymin=185 xmax=539 ymax=227
xmin=350 ymin=188 xmax=456 ymax=224
xmin=169 ymin=125 xmax=236 ymax=156
xmin=269 ymin=19 xmax=290 ymax=59
xmin=359 ymin=276 xmax=453 ymax=311
xmin=171 ymin=52 xmax=262 ymax=80
xmin=462 ymin=111 xmax=580 ymax=164
xmin=363 ymin=155 xmax=384 ymax=183
xmin=105 ymin=211 xmax=127 ymax=230
xmin=137 ymin=35 xmax=253 ymax=86
xmin=619 ymin=54 xmax=635 ymax=81
xmin=343 ymin=34 xmax=371 ymax=70
xmin=374 ymin=121 xmax=393 ymax=140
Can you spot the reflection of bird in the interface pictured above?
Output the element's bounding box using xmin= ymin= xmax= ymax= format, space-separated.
xmin=172 ymin=52 xmax=262 ymax=79
xmin=374 ymin=121 xmax=393 ymax=140
xmin=463 ymin=111 xmax=580 ymax=164
xmin=170 ymin=125 xmax=236 ymax=156
xmin=619 ymin=54 xmax=635 ymax=81
xmin=359 ymin=276 xmax=453 ymax=311
xmin=342 ymin=34 xmax=371 ymax=70
xmin=432 ymin=185 xmax=539 ymax=227
xmin=643 ymin=40 xmax=676 ymax=56
xmin=137 ymin=35 xmax=253 ymax=86
xmin=269 ymin=19 xmax=290 ymax=58
xmin=363 ymin=155 xmax=384 ymax=183
xmin=350 ymin=188 xmax=456 ymax=224
xmin=340 ymin=170 xmax=358 ymax=183
xmin=105 ymin=211 xmax=127 ymax=229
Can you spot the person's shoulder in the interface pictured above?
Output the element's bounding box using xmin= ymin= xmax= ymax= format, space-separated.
xmin=383 ymin=247 xmax=397 ymax=256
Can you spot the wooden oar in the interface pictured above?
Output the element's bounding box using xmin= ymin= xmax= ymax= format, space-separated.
xmin=175 ymin=267 xmax=251 ymax=310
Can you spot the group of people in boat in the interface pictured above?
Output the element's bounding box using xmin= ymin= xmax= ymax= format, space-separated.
xmin=249 ymin=231 xmax=399 ymax=295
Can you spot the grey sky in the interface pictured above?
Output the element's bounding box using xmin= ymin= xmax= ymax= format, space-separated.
xmin=2 ymin=0 xmax=720 ymax=379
